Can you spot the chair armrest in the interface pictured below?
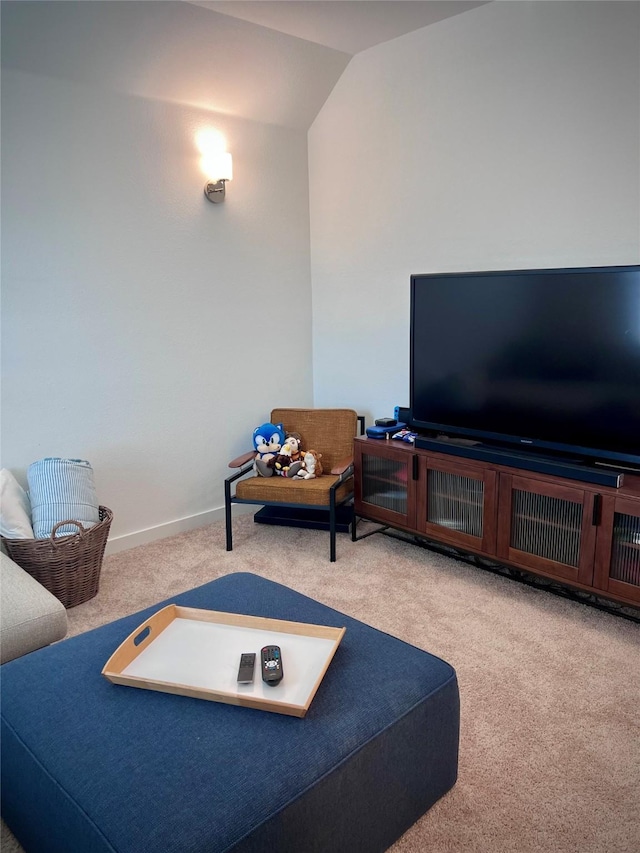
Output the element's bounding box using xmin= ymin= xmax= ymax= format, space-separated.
xmin=229 ymin=451 xmax=256 ymax=468
xmin=331 ymin=456 xmax=354 ymax=476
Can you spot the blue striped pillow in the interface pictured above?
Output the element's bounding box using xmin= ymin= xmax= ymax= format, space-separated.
xmin=28 ymin=458 xmax=100 ymax=539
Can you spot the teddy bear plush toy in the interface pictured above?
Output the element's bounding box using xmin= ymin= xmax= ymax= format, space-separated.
xmin=252 ymin=422 xmax=285 ymax=477
xmin=293 ymin=449 xmax=323 ymax=479
xmin=270 ymin=432 xmax=304 ymax=478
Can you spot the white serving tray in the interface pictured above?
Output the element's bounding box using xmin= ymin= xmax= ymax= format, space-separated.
xmin=102 ymin=604 xmax=346 ymax=717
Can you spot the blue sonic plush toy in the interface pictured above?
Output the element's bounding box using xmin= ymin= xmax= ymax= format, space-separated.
xmin=252 ymin=422 xmax=285 ymax=477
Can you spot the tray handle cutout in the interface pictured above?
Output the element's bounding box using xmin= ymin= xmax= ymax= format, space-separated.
xmin=134 ymin=625 xmax=151 ymax=646
xmin=102 ymin=604 xmax=177 ymax=677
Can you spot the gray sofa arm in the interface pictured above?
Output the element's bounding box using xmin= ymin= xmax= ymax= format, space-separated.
xmin=1 ymin=551 xmax=68 ymax=664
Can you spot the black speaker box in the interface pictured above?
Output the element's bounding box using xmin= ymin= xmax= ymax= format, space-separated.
xmin=413 ymin=436 xmax=624 ymax=488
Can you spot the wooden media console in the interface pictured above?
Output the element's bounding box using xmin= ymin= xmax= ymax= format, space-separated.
xmin=354 ymin=436 xmax=640 ymax=608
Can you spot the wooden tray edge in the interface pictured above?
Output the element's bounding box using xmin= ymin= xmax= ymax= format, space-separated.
xmin=101 ymin=604 xmax=346 ymax=717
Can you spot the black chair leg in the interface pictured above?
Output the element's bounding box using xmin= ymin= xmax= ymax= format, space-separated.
xmin=224 ymin=481 xmax=233 ymax=552
xmin=330 ymin=491 xmax=336 ymax=563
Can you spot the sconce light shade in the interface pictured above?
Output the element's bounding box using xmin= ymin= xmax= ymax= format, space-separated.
xmin=203 ymin=151 xmax=233 ymax=203
xmin=202 ymin=151 xmax=233 ymax=182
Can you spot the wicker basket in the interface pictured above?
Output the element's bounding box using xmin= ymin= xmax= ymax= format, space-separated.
xmin=2 ymin=506 xmax=113 ymax=608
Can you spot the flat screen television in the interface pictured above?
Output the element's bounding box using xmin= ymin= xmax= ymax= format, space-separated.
xmin=410 ymin=265 xmax=640 ymax=470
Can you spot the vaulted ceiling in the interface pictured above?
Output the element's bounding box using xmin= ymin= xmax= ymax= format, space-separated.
xmin=189 ymin=1 xmax=489 ymax=55
xmin=1 ymin=1 xmax=489 ymax=129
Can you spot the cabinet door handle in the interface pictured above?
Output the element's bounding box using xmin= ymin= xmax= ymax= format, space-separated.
xmin=592 ymin=494 xmax=602 ymax=526
xmin=412 ymin=455 xmax=419 ymax=480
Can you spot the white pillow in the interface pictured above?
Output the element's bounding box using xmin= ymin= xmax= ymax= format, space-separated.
xmin=0 ymin=469 xmax=35 ymax=539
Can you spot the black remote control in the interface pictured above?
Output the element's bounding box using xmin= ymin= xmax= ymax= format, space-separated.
xmin=237 ymin=652 xmax=256 ymax=684
xmin=261 ymin=645 xmax=283 ymax=686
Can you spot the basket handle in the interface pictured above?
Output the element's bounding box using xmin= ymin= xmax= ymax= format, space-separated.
xmin=50 ymin=519 xmax=86 ymax=543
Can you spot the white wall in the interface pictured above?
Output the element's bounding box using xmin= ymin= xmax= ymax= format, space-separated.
xmin=4 ymin=0 xmax=639 ymax=553
xmin=2 ymin=44 xmax=313 ymax=550
xmin=309 ymin=0 xmax=640 ymax=424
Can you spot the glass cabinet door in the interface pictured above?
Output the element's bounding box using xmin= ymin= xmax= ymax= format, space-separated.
xmin=355 ymin=442 xmax=416 ymax=529
xmin=497 ymin=474 xmax=596 ymax=586
xmin=610 ymin=512 xmax=640 ymax=586
xmin=419 ymin=458 xmax=497 ymax=554
xmin=594 ymin=496 xmax=640 ymax=604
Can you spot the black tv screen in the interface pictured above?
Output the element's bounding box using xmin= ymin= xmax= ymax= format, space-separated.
xmin=410 ymin=265 xmax=640 ymax=468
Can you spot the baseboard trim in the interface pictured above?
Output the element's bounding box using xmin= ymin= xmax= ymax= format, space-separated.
xmin=105 ymin=507 xmax=227 ymax=555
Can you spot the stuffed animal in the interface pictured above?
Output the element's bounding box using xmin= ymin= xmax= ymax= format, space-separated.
xmin=252 ymin=422 xmax=285 ymax=477
xmin=270 ymin=433 xmax=304 ymax=478
xmin=293 ymin=449 xmax=323 ymax=479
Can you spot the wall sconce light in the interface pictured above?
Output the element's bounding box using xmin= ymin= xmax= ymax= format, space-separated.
xmin=202 ymin=151 xmax=233 ymax=204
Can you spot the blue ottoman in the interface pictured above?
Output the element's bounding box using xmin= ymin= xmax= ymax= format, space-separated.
xmin=1 ymin=572 xmax=459 ymax=852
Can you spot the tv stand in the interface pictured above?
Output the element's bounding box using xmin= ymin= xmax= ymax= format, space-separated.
xmin=354 ymin=436 xmax=640 ymax=609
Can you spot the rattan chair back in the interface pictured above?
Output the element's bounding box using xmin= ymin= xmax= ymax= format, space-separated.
xmin=270 ymin=408 xmax=358 ymax=472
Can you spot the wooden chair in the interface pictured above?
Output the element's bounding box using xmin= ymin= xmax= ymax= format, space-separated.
xmin=225 ymin=408 xmax=364 ymax=562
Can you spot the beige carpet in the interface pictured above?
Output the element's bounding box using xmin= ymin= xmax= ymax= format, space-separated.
xmin=2 ymin=513 xmax=639 ymax=852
